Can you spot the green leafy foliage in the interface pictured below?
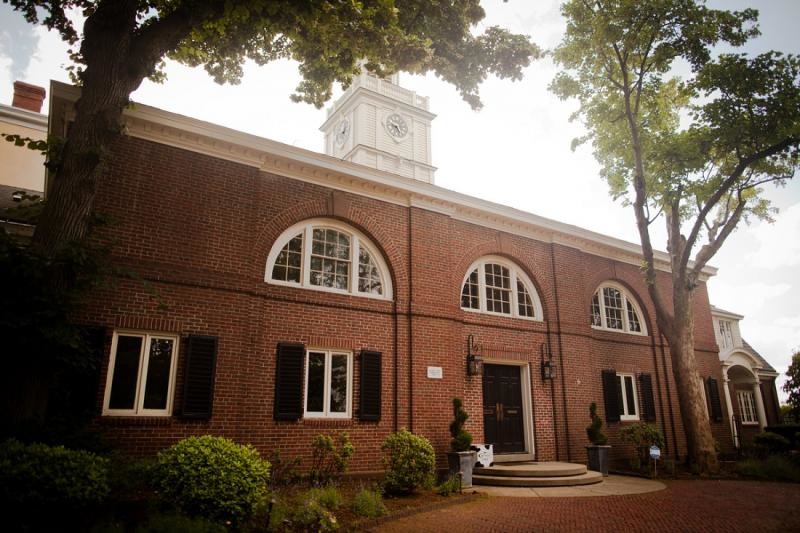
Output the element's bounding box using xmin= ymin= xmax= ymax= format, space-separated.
xmin=305 ymin=485 xmax=344 ymax=510
xmin=151 ymin=435 xmax=270 ymax=526
xmin=266 ymin=449 xmax=302 ymax=488
xmin=449 ymin=398 xmax=473 ymax=452
xmin=436 ymin=475 xmax=462 ymax=496
xmin=620 ymin=423 xmax=665 ymax=466
xmin=736 ymin=455 xmax=800 ymax=483
xmin=752 ymin=431 xmax=791 ymax=457
xmin=784 ymin=350 xmax=800 ymax=420
xmin=0 ymin=438 xmax=110 ymax=507
xmin=309 ymin=432 xmax=355 ymax=486
xmin=586 ymin=402 xmax=608 ymax=445
xmin=381 ymin=428 xmax=435 ymax=495
xmin=0 ymin=230 xmax=112 ymax=437
xmin=352 ymin=488 xmax=387 ymax=518
xmin=290 ymin=498 xmax=339 ymax=531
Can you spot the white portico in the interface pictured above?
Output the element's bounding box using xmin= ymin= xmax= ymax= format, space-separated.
xmin=712 ymin=306 xmax=780 ymax=447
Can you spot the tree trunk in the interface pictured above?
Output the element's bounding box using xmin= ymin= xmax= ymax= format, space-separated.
xmin=667 ymin=281 xmax=720 ymax=473
xmin=31 ymin=0 xmax=200 ymax=256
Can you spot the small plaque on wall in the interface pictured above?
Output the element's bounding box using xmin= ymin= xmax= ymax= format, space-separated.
xmin=427 ymin=366 xmax=443 ymax=379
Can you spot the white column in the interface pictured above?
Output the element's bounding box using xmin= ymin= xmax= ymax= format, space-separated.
xmin=752 ymin=379 xmax=767 ymax=430
xmin=721 ymin=371 xmax=737 ymax=447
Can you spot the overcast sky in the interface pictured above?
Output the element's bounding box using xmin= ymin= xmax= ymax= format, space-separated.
xmin=1 ymin=1 xmax=798 ymax=402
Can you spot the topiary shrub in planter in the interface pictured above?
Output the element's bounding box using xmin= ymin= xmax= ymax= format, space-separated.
xmin=0 ymin=439 xmax=110 ymax=530
xmin=151 ymin=435 xmax=270 ymax=526
xmin=447 ymin=398 xmax=476 ymax=488
xmin=585 ymin=402 xmax=610 ymax=476
xmin=381 ymin=428 xmax=435 ymax=494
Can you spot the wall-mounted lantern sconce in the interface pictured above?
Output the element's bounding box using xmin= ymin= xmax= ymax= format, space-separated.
xmin=467 ymin=334 xmax=484 ymax=376
xmin=541 ymin=343 xmax=555 ymax=380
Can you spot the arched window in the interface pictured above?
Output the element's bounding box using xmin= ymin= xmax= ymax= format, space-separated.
xmin=590 ymin=283 xmax=647 ymax=335
xmin=266 ymin=219 xmax=392 ymax=299
xmin=460 ymin=256 xmax=543 ymax=320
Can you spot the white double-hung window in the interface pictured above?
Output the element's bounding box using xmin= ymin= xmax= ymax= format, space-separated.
xmin=103 ymin=331 xmax=179 ymax=416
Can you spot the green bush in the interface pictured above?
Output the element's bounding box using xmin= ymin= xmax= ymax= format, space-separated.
xmin=310 ymin=432 xmax=355 ymax=486
xmin=306 ymin=485 xmax=344 ymax=510
xmin=352 ymin=488 xmax=387 ymax=518
xmin=736 ymin=455 xmax=800 ymax=483
xmin=0 ymin=438 xmax=110 ymax=508
xmin=620 ymin=422 xmax=665 ymax=465
xmin=436 ymin=474 xmax=462 ymax=496
xmin=753 ymin=431 xmax=791 ymax=457
xmin=291 ymin=498 xmax=339 ymax=531
xmin=382 ymin=428 xmax=435 ymax=494
xmin=151 ymin=435 xmax=270 ymax=525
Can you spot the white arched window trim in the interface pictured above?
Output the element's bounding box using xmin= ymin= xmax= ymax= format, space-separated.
xmin=590 ymin=282 xmax=648 ymax=335
xmin=460 ymin=255 xmax=544 ymax=321
xmin=265 ymin=218 xmax=393 ymax=300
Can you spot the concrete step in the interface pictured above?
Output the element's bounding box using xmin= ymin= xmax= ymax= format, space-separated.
xmin=474 ymin=461 xmax=587 ymax=478
xmin=473 ymin=470 xmax=603 ymax=487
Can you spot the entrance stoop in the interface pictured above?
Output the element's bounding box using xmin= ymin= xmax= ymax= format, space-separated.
xmin=473 ymin=461 xmax=603 ymax=487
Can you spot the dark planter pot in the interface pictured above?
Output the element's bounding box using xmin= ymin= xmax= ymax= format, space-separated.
xmin=586 ymin=445 xmax=611 ymax=476
xmin=447 ymin=451 xmax=477 ymax=488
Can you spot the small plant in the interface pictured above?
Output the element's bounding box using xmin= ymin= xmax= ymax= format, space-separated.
xmin=620 ymin=422 xmax=665 ymax=466
xmin=352 ymin=488 xmax=387 ymax=518
xmin=306 ymin=485 xmax=344 ymax=510
xmin=586 ymin=402 xmax=608 ymax=445
xmin=291 ymin=498 xmax=339 ymax=531
xmin=449 ymin=398 xmax=473 ymax=451
xmin=267 ymin=449 xmax=302 ymax=488
xmin=382 ymin=428 xmax=436 ymax=494
xmin=151 ymin=435 xmax=270 ymax=526
xmin=310 ymin=432 xmax=355 ymax=486
xmin=436 ymin=475 xmax=462 ymax=496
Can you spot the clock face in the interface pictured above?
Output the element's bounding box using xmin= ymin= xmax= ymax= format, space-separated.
xmin=385 ymin=113 xmax=409 ymax=139
xmin=335 ymin=119 xmax=350 ymax=147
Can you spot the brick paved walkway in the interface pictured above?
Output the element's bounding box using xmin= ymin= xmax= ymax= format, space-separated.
xmin=374 ymin=480 xmax=800 ymax=532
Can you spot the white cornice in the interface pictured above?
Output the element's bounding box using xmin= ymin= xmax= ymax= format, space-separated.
xmin=0 ymin=103 xmax=47 ymax=131
xmin=49 ymin=80 xmax=717 ymax=277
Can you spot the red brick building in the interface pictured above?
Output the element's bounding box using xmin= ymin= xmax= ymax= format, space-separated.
xmin=46 ymin=74 xmax=779 ymax=471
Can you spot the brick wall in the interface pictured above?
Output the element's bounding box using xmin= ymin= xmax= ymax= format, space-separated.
xmin=77 ymin=134 xmax=726 ymax=470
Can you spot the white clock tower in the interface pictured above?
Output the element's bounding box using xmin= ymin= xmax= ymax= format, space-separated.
xmin=320 ymin=72 xmax=436 ymax=183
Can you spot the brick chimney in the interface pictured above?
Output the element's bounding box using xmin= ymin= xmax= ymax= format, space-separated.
xmin=12 ymin=81 xmax=46 ymax=113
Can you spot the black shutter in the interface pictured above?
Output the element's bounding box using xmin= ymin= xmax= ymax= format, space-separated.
xmin=274 ymin=342 xmax=305 ymax=421
xmin=182 ymin=335 xmax=218 ymax=419
xmin=706 ymin=377 xmax=723 ymax=422
xmin=639 ymin=373 xmax=656 ymax=422
xmin=359 ymin=350 xmax=382 ymax=421
xmin=602 ymin=369 xmax=620 ymax=423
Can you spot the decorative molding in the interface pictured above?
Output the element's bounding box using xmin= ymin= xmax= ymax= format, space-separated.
xmin=50 ymin=80 xmax=718 ymax=278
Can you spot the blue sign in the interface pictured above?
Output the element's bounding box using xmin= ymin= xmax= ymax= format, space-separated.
xmin=649 ymin=445 xmax=661 ymax=460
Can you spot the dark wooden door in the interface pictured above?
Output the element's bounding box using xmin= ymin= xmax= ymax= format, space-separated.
xmin=482 ymin=364 xmax=525 ymax=453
